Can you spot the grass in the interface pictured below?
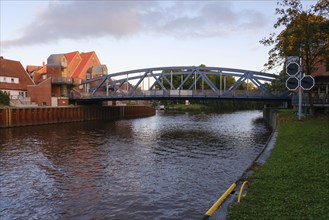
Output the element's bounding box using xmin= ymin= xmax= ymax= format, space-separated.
xmin=168 ymin=103 xmax=209 ymax=111
xmin=228 ymin=110 xmax=329 ymax=219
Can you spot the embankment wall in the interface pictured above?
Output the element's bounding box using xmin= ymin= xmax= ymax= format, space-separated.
xmin=263 ymin=107 xmax=279 ymax=129
xmin=0 ymin=106 xmax=155 ymax=128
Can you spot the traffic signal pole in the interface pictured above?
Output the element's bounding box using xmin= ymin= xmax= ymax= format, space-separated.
xmin=298 ymin=71 xmax=302 ymax=121
xmin=285 ymin=56 xmax=314 ymax=120
xmin=298 ymin=57 xmax=303 ymax=121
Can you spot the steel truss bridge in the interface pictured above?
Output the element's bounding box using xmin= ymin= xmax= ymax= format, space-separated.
xmin=71 ymin=66 xmax=290 ymax=102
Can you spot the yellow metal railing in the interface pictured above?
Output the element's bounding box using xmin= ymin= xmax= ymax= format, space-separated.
xmin=238 ymin=181 xmax=249 ymax=203
xmin=203 ymin=183 xmax=236 ymax=219
xmin=203 ymin=180 xmax=249 ymax=219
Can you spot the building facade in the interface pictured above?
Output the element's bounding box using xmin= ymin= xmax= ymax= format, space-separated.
xmin=26 ymin=51 xmax=107 ymax=106
xmin=0 ymin=57 xmax=35 ymax=106
xmin=311 ymin=59 xmax=329 ymax=104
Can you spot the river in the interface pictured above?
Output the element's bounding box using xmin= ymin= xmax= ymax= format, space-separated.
xmin=0 ymin=110 xmax=271 ymax=220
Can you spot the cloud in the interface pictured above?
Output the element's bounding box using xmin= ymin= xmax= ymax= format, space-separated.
xmin=2 ymin=1 xmax=270 ymax=48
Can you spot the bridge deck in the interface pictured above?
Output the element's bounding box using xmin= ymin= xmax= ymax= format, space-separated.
xmin=70 ymin=90 xmax=290 ymax=102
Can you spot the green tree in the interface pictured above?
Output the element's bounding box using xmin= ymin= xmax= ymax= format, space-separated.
xmin=160 ymin=68 xmax=186 ymax=89
xmin=261 ymin=0 xmax=329 ymax=113
xmin=159 ymin=64 xmax=237 ymax=90
xmin=0 ymin=90 xmax=10 ymax=106
xmin=260 ymin=0 xmax=329 ymax=75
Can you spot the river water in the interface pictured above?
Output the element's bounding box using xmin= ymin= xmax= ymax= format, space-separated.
xmin=0 ymin=110 xmax=271 ymax=220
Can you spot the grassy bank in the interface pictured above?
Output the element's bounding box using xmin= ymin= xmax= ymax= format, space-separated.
xmin=164 ymin=100 xmax=272 ymax=112
xmin=228 ymin=110 xmax=329 ymax=219
xmin=167 ymin=103 xmax=209 ymax=111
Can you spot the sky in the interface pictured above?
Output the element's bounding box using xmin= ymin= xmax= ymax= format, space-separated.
xmin=0 ymin=0 xmax=318 ymax=75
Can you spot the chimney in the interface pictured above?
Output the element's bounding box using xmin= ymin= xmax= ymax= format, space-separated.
xmin=42 ymin=61 xmax=45 ymax=66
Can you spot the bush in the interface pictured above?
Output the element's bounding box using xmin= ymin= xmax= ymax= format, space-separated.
xmin=0 ymin=90 xmax=10 ymax=106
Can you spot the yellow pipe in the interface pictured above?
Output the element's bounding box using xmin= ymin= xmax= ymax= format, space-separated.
xmin=238 ymin=181 xmax=249 ymax=203
xmin=204 ymin=183 xmax=236 ymax=217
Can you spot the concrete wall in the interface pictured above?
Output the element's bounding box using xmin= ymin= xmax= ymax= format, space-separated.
xmin=263 ymin=108 xmax=279 ymax=129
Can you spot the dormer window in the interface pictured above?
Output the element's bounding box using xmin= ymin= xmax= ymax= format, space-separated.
xmin=61 ymin=56 xmax=68 ymax=67
xmin=103 ymin=67 xmax=108 ymax=75
xmin=0 ymin=76 xmax=19 ymax=83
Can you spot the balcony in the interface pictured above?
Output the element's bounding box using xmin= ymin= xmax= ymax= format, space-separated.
xmin=51 ymin=77 xmax=74 ymax=85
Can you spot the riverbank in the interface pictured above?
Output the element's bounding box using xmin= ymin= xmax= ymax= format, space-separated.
xmin=0 ymin=105 xmax=155 ymax=128
xmin=228 ymin=110 xmax=329 ymax=219
xmin=166 ymin=103 xmax=209 ymax=111
xmin=165 ymin=100 xmax=271 ymax=112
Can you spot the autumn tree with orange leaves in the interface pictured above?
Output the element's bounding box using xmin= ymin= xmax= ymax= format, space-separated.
xmin=261 ymin=0 xmax=329 ymax=75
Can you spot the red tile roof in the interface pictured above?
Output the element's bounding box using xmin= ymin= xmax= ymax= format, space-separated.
xmin=45 ymin=51 xmax=102 ymax=79
xmin=65 ymin=51 xmax=80 ymax=64
xmin=71 ymin=51 xmax=100 ymax=78
xmin=26 ymin=65 xmax=42 ymax=73
xmin=0 ymin=58 xmax=35 ymax=90
xmin=35 ymin=65 xmax=47 ymax=74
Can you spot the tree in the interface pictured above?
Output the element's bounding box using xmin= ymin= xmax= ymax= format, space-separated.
xmin=261 ymin=0 xmax=329 ymax=114
xmin=0 ymin=90 xmax=10 ymax=106
xmin=260 ymin=0 xmax=329 ymax=75
xmin=159 ymin=64 xmax=237 ymax=90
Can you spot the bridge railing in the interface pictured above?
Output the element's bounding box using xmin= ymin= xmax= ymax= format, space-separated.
xmin=71 ymin=89 xmax=283 ymax=100
xmin=291 ymin=94 xmax=329 ymax=106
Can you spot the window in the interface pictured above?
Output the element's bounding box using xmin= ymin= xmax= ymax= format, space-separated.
xmin=0 ymin=76 xmax=19 ymax=83
xmin=19 ymin=91 xmax=27 ymax=97
xmin=103 ymin=68 xmax=108 ymax=75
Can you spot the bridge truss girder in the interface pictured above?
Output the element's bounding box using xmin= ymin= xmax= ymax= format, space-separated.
xmin=78 ymin=66 xmax=289 ymax=101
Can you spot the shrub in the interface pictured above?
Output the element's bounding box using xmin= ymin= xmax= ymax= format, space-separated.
xmin=0 ymin=90 xmax=10 ymax=106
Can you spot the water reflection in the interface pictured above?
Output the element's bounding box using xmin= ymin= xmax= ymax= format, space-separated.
xmin=0 ymin=110 xmax=271 ymax=219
